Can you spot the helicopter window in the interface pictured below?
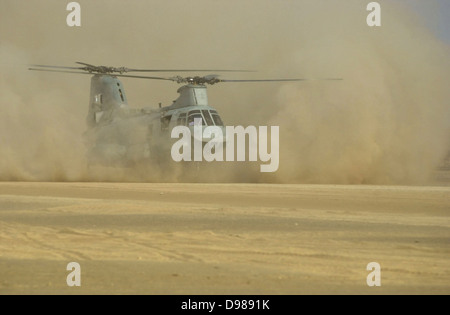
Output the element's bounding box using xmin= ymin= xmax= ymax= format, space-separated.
xmin=118 ymin=89 xmax=125 ymax=102
xmin=94 ymin=94 xmax=103 ymax=104
xmin=201 ymin=110 xmax=214 ymax=126
xmin=211 ymin=114 xmax=224 ymax=126
xmin=188 ymin=110 xmax=201 ymax=115
xmin=188 ymin=113 xmax=205 ymax=126
xmin=95 ymin=111 xmax=104 ymax=123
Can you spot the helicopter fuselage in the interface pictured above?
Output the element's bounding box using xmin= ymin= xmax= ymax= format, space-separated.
xmin=84 ymin=76 xmax=226 ymax=166
xmin=29 ymin=62 xmax=339 ymax=172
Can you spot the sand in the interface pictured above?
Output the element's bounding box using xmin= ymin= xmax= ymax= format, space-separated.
xmin=0 ymin=182 xmax=448 ymax=295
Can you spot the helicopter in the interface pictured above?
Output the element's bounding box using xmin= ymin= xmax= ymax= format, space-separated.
xmin=29 ymin=62 xmax=341 ymax=170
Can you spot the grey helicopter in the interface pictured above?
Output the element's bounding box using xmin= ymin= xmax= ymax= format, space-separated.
xmin=29 ymin=62 xmax=341 ymax=169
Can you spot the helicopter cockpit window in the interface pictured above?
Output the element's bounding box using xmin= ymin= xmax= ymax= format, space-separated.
xmin=211 ymin=113 xmax=224 ymax=126
xmin=201 ymin=110 xmax=214 ymax=126
xmin=188 ymin=113 xmax=205 ymax=126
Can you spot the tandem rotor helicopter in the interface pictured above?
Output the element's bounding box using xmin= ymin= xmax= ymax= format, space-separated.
xmin=29 ymin=62 xmax=340 ymax=168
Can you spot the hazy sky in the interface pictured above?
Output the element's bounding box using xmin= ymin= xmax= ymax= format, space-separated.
xmin=400 ymin=0 xmax=450 ymax=43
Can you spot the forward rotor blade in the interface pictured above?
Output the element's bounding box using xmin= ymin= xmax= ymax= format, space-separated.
xmin=219 ymin=78 xmax=343 ymax=83
xmin=126 ymin=69 xmax=255 ymax=73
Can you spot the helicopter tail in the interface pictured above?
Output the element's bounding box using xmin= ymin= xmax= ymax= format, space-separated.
xmin=87 ymin=74 xmax=128 ymax=127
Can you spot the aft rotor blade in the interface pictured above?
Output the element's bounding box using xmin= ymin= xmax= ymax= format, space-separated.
xmin=111 ymin=74 xmax=175 ymax=81
xmin=28 ymin=68 xmax=94 ymax=75
xmin=76 ymin=62 xmax=254 ymax=73
xmin=28 ymin=68 xmax=174 ymax=81
xmin=29 ymin=64 xmax=86 ymax=70
xmin=30 ymin=62 xmax=255 ymax=74
xmin=75 ymin=61 xmax=97 ymax=68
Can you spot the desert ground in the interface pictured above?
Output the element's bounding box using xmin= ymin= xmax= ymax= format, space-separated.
xmin=0 ymin=177 xmax=449 ymax=295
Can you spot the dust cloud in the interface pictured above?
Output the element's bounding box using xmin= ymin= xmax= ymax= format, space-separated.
xmin=0 ymin=0 xmax=449 ymax=184
xmin=0 ymin=43 xmax=87 ymax=181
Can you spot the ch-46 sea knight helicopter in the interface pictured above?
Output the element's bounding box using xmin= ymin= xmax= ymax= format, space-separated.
xmin=29 ymin=62 xmax=340 ymax=169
